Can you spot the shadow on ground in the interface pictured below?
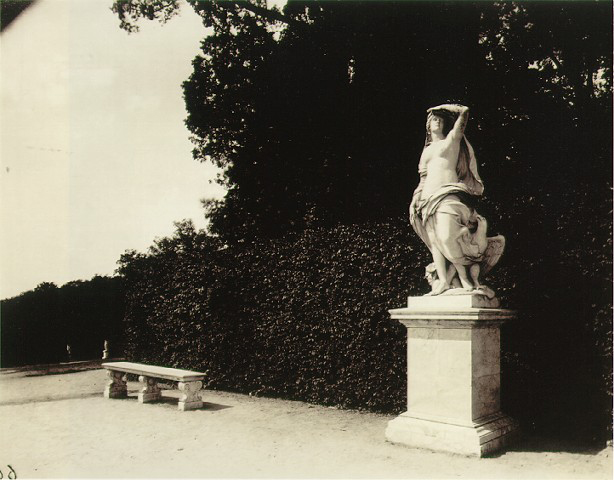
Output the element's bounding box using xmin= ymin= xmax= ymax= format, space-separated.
xmin=488 ymin=434 xmax=609 ymax=458
xmin=0 ymin=392 xmax=104 ymax=407
xmin=25 ymin=369 xmax=101 ymax=378
xmin=121 ymin=393 xmax=233 ymax=411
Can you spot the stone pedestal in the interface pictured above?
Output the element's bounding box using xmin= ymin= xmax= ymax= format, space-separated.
xmin=104 ymin=370 xmax=127 ymax=399
xmin=178 ymin=381 xmax=204 ymax=411
xmin=138 ymin=375 xmax=162 ymax=403
xmin=385 ymin=293 xmax=518 ymax=457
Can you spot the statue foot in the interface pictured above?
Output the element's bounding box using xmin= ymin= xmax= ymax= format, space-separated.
xmin=474 ymin=285 xmax=496 ymax=299
xmin=427 ymin=282 xmax=451 ymax=296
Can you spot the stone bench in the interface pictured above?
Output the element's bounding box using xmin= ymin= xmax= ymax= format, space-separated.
xmin=102 ymin=361 xmax=206 ymax=411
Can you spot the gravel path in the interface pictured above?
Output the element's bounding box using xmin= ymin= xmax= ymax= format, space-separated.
xmin=0 ymin=366 xmax=611 ymax=479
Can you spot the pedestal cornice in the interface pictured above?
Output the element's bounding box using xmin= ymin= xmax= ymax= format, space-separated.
xmin=389 ymin=306 xmax=516 ymax=328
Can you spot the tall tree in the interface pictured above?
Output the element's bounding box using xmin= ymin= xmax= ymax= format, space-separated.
xmin=111 ymin=0 xmax=611 ymax=242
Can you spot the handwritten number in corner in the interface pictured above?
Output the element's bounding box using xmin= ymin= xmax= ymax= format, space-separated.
xmin=0 ymin=465 xmax=17 ymax=479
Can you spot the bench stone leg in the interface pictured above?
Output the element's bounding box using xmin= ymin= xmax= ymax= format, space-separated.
xmin=177 ymin=381 xmax=203 ymax=411
xmin=138 ymin=376 xmax=162 ymax=403
xmin=104 ymin=370 xmax=127 ymax=399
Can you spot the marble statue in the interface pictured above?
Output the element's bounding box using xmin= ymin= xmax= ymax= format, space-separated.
xmin=410 ymin=104 xmax=504 ymax=296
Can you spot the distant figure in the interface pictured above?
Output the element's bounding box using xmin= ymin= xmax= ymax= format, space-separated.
xmin=102 ymin=340 xmax=110 ymax=360
xmin=409 ymin=104 xmax=504 ymax=296
xmin=66 ymin=344 xmax=72 ymax=362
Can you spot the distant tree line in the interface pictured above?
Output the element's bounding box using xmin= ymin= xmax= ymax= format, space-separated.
xmin=1 ymin=276 xmax=125 ymax=367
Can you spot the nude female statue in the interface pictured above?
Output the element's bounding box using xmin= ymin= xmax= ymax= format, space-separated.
xmin=410 ymin=104 xmax=504 ymax=296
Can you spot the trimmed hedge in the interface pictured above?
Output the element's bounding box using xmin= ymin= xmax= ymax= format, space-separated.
xmin=119 ymin=209 xmax=612 ymax=442
xmin=119 ymin=219 xmax=428 ymax=412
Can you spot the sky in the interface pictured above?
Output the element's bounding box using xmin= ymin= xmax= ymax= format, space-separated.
xmin=1 ymin=0 xmax=226 ymax=299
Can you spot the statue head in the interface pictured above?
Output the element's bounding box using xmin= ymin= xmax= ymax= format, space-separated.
xmin=425 ymin=110 xmax=455 ymax=145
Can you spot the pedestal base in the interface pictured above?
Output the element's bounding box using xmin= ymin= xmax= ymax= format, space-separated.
xmin=178 ymin=400 xmax=203 ymax=411
xmin=103 ymin=386 xmax=127 ymax=399
xmin=138 ymin=392 xmax=162 ymax=403
xmin=386 ymin=411 xmax=519 ymax=457
xmin=104 ymin=370 xmax=127 ymax=399
xmin=177 ymin=381 xmax=203 ymax=411
xmin=387 ymin=295 xmax=518 ymax=457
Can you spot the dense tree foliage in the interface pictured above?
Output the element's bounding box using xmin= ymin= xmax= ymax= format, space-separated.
xmin=1 ymin=276 xmax=125 ymax=367
xmin=117 ymin=219 xmax=426 ymax=411
xmin=113 ymin=0 xmax=611 ymax=241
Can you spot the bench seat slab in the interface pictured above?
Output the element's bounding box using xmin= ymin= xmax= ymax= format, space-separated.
xmin=102 ymin=362 xmax=206 ymax=382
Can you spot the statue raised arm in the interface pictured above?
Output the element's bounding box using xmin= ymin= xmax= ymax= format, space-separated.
xmin=409 ymin=104 xmax=504 ymax=297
